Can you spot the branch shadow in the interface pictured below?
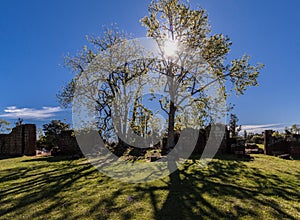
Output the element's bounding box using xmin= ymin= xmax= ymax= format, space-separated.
xmin=0 ymin=155 xmax=22 ymax=161
xmin=0 ymin=156 xmax=136 ymax=219
xmin=136 ymin=156 xmax=299 ymax=219
xmin=0 ymin=155 xmax=299 ymax=219
xmin=22 ymin=156 xmax=81 ymax=163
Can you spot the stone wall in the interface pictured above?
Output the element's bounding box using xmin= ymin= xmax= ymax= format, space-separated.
xmin=192 ymin=126 xmax=230 ymax=155
xmin=290 ymin=143 xmax=300 ymax=157
xmin=264 ymin=130 xmax=300 ymax=158
xmin=160 ymin=125 xmax=229 ymax=155
xmin=264 ymin=140 xmax=290 ymax=156
xmin=0 ymin=124 xmax=36 ymax=156
xmin=56 ymin=130 xmax=82 ymax=156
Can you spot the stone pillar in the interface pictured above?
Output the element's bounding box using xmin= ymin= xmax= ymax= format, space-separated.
xmin=225 ymin=126 xmax=230 ymax=153
xmin=264 ymin=130 xmax=273 ymax=155
xmin=10 ymin=126 xmax=23 ymax=155
xmin=23 ymin=124 xmax=37 ymax=156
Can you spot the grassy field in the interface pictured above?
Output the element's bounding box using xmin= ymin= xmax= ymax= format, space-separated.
xmin=0 ymin=154 xmax=299 ymax=220
xmin=257 ymin=144 xmax=264 ymax=150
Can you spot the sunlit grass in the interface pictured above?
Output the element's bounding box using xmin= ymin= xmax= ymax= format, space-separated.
xmin=0 ymin=154 xmax=299 ymax=219
xmin=257 ymin=144 xmax=264 ymax=150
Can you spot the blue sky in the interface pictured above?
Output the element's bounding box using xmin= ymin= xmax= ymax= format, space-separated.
xmin=0 ymin=0 xmax=300 ymax=133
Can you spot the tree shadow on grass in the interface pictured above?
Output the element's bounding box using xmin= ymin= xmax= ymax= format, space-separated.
xmin=136 ymin=156 xmax=299 ymax=219
xmin=1 ymin=167 xmax=80 ymax=201
xmin=22 ymin=156 xmax=81 ymax=163
xmin=0 ymin=158 xmax=99 ymax=219
xmin=0 ymin=156 xmax=136 ymax=220
xmin=0 ymin=155 xmax=22 ymax=161
xmin=0 ymin=155 xmax=299 ymax=219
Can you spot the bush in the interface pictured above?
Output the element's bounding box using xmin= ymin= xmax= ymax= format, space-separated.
xmin=251 ymin=135 xmax=264 ymax=144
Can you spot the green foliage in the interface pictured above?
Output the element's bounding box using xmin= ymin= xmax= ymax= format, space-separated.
xmin=42 ymin=120 xmax=70 ymax=150
xmin=228 ymin=114 xmax=241 ymax=138
xmin=141 ymin=0 xmax=264 ymax=95
xmin=43 ymin=120 xmax=70 ymax=136
xmin=141 ymin=0 xmax=263 ymax=147
xmin=290 ymin=124 xmax=300 ymax=134
xmin=15 ymin=118 xmax=23 ymax=126
xmin=251 ymin=134 xmax=264 ymax=144
xmin=0 ymin=118 xmax=11 ymax=133
xmin=272 ymin=131 xmax=285 ymax=139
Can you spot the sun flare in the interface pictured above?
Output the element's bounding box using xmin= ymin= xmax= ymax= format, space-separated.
xmin=163 ymin=40 xmax=178 ymax=58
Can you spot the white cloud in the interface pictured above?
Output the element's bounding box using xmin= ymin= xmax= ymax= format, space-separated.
xmin=241 ymin=123 xmax=288 ymax=134
xmin=0 ymin=106 xmax=64 ymax=120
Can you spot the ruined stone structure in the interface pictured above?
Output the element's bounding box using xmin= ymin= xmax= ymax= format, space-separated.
xmin=0 ymin=124 xmax=36 ymax=156
xmin=264 ymin=130 xmax=274 ymax=155
xmin=51 ymin=130 xmax=83 ymax=156
xmin=191 ymin=126 xmax=231 ymax=155
xmin=264 ymin=130 xmax=300 ymax=158
xmin=157 ymin=125 xmax=231 ymax=155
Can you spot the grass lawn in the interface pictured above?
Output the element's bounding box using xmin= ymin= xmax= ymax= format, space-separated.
xmin=0 ymin=154 xmax=299 ymax=220
xmin=257 ymin=144 xmax=264 ymax=150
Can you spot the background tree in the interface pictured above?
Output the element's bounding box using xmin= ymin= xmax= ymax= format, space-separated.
xmin=228 ymin=114 xmax=241 ymax=138
xmin=0 ymin=118 xmax=10 ymax=133
xmin=58 ymin=27 xmax=156 ymax=145
xmin=290 ymin=124 xmax=300 ymax=134
xmin=272 ymin=131 xmax=285 ymax=141
xmin=36 ymin=128 xmax=47 ymax=151
xmin=15 ymin=118 xmax=23 ymax=126
xmin=250 ymin=134 xmax=264 ymax=144
xmin=42 ymin=120 xmax=70 ymax=150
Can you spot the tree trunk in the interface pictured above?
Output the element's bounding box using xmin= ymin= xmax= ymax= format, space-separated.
xmin=167 ymin=101 xmax=176 ymax=152
xmin=166 ymin=61 xmax=176 ymax=153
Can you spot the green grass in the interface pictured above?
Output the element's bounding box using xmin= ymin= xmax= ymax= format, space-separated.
xmin=257 ymin=144 xmax=264 ymax=150
xmin=0 ymin=154 xmax=299 ymax=220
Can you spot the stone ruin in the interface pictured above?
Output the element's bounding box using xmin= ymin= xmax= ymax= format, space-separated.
xmin=50 ymin=130 xmax=83 ymax=156
xmin=264 ymin=130 xmax=300 ymax=158
xmin=0 ymin=124 xmax=83 ymax=157
xmin=1 ymin=123 xmax=276 ymax=159
xmin=113 ymin=125 xmax=236 ymax=160
xmin=0 ymin=124 xmax=36 ymax=156
xmin=2 ymin=124 xmax=297 ymax=159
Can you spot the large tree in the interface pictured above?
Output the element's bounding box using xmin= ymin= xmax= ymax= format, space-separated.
xmin=58 ymin=0 xmax=264 ymax=153
xmin=140 ymin=0 xmax=263 ymax=150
